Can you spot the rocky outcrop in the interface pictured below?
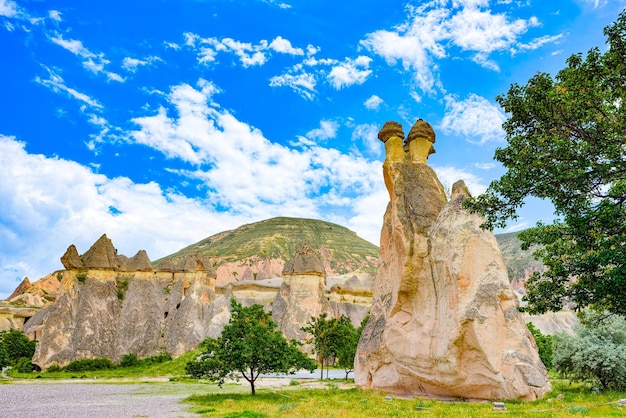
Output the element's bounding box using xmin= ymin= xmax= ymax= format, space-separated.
xmin=272 ymin=243 xmax=332 ymax=343
xmin=61 ymin=245 xmax=82 ymax=269
xmin=355 ymin=120 xmax=551 ymax=401
xmin=6 ymin=277 xmax=32 ymax=301
xmin=22 ymin=237 xmax=222 ymax=368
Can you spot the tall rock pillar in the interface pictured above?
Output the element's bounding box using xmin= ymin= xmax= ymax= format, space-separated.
xmin=354 ymin=120 xmax=551 ymax=401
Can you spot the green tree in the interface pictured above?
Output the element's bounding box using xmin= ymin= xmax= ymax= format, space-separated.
xmin=464 ymin=11 xmax=626 ymax=315
xmin=334 ymin=315 xmax=364 ymax=380
xmin=527 ymin=322 xmax=554 ymax=370
xmin=553 ymin=312 xmax=626 ymax=390
xmin=302 ymin=313 xmax=336 ymax=379
xmin=186 ymin=300 xmax=315 ymax=395
xmin=0 ymin=329 xmax=36 ymax=367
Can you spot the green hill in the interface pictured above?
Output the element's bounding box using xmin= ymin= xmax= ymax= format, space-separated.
xmin=156 ymin=217 xmax=380 ymax=275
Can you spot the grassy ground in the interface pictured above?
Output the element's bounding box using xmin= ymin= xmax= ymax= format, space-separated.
xmin=4 ymin=358 xmax=625 ymax=417
xmin=184 ymin=380 xmax=626 ymax=418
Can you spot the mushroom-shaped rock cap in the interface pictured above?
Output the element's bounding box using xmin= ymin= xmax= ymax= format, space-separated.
xmin=406 ymin=119 xmax=436 ymax=145
xmin=378 ymin=121 xmax=405 ymax=143
xmin=282 ymin=242 xmax=326 ymax=277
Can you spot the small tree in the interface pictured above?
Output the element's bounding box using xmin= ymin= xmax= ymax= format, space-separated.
xmin=302 ymin=313 xmax=338 ymax=379
xmin=186 ymin=300 xmax=315 ymax=395
xmin=0 ymin=329 xmax=36 ymax=367
xmin=553 ymin=312 xmax=626 ymax=390
xmin=334 ymin=316 xmax=358 ymax=380
xmin=527 ymin=322 xmax=554 ymax=370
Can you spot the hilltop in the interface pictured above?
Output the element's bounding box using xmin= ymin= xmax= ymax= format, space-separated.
xmin=155 ymin=217 xmax=380 ymax=285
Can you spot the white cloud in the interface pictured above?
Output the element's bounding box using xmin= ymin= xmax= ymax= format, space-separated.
xmin=48 ymin=10 xmax=62 ymax=21
xmin=306 ymin=120 xmax=339 ymax=141
xmin=364 ymin=95 xmax=383 ymax=110
xmin=0 ymin=134 xmax=250 ymax=299
xmin=352 ymin=124 xmax=381 ymax=157
xmin=269 ymin=36 xmax=304 ymax=55
xmin=184 ymin=33 xmax=271 ymax=67
xmin=362 ymin=1 xmax=547 ymax=92
xmin=0 ymin=0 xmax=18 ymax=17
xmin=269 ymin=72 xmax=317 ymax=100
xmin=128 ymin=79 xmax=385 ymax=241
xmin=474 ymin=162 xmax=497 ymax=170
xmin=327 ymin=56 xmax=373 ymax=89
xmin=122 ymin=55 xmax=161 ymax=72
xmin=432 ymin=165 xmax=488 ymax=197
xmin=35 ymin=67 xmax=103 ymax=109
xmin=50 ymin=33 xmax=124 ymax=82
xmin=439 ymin=94 xmax=506 ymax=144
xmin=514 ymin=33 xmax=563 ymax=53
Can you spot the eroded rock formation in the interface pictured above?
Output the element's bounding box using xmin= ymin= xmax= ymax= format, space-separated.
xmin=23 ymin=238 xmax=223 ymax=368
xmin=272 ymin=243 xmax=332 ymax=343
xmin=355 ymin=120 xmax=551 ymax=401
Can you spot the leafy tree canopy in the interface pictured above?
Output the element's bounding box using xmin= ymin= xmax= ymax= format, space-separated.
xmin=186 ymin=299 xmax=315 ymax=395
xmin=465 ymin=11 xmax=626 ymax=315
xmin=553 ymin=311 xmax=626 ymax=390
xmin=0 ymin=328 xmax=36 ymax=368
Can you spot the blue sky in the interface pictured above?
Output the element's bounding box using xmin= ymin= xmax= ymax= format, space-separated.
xmin=1 ymin=0 xmax=624 ymax=298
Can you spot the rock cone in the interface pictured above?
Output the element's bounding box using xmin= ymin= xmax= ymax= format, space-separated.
xmin=354 ymin=120 xmax=551 ymax=401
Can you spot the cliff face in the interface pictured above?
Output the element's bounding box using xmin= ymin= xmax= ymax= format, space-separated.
xmin=22 ymin=237 xmax=222 ymax=369
xmin=354 ymin=120 xmax=551 ymax=401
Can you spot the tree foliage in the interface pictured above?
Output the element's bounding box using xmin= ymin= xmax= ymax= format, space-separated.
xmin=302 ymin=313 xmax=366 ymax=380
xmin=186 ymin=299 xmax=315 ymax=395
xmin=465 ymin=11 xmax=626 ymax=315
xmin=0 ymin=328 xmax=36 ymax=368
xmin=527 ymin=322 xmax=554 ymax=369
xmin=553 ymin=312 xmax=626 ymax=390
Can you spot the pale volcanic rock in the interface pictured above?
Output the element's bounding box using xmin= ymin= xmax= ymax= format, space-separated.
xmin=272 ymin=243 xmax=331 ymax=343
xmin=82 ymin=234 xmax=120 ymax=270
xmin=6 ymin=277 xmax=32 ymax=301
xmin=118 ymin=250 xmax=153 ymax=272
xmin=61 ymin=245 xmax=83 ymax=269
xmin=23 ymin=236 xmax=220 ymax=369
xmin=355 ymin=121 xmax=550 ymax=401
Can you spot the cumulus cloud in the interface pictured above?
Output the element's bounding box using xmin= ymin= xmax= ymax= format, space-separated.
xmin=327 ymin=56 xmax=373 ymax=89
xmin=0 ymin=0 xmax=18 ymax=17
xmin=432 ymin=165 xmax=488 ymax=197
xmin=364 ymin=95 xmax=383 ymax=110
xmin=128 ymin=80 xmax=385 ymax=233
xmin=439 ymin=94 xmax=506 ymax=144
xmin=362 ymin=1 xmax=555 ymax=93
xmin=269 ymin=72 xmax=317 ymax=100
xmin=0 ymin=134 xmax=249 ymax=298
xmin=352 ymin=124 xmax=381 ymax=157
xmin=269 ymin=36 xmax=304 ymax=55
xmin=306 ymin=120 xmax=339 ymax=141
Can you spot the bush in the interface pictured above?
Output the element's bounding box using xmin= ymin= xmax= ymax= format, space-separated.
xmin=120 ymin=353 xmax=139 ymax=367
xmin=46 ymin=363 xmax=62 ymax=373
xmin=63 ymin=358 xmax=114 ymax=372
xmin=527 ymin=322 xmax=554 ymax=369
xmin=15 ymin=357 xmax=35 ymax=373
xmin=142 ymin=352 xmax=171 ymax=365
xmin=553 ymin=312 xmax=626 ymax=390
xmin=0 ymin=329 xmax=36 ymax=367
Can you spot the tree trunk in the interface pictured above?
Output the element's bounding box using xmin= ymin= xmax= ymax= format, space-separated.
xmin=251 ymin=379 xmax=256 ymax=395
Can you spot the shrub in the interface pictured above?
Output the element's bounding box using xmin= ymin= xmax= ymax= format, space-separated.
xmin=553 ymin=312 xmax=626 ymax=390
xmin=15 ymin=357 xmax=35 ymax=373
xmin=527 ymin=322 xmax=554 ymax=369
xmin=142 ymin=352 xmax=171 ymax=365
xmin=63 ymin=358 xmax=114 ymax=372
xmin=120 ymin=353 xmax=139 ymax=367
xmin=46 ymin=363 xmax=62 ymax=373
xmin=0 ymin=329 xmax=36 ymax=367
xmin=76 ymin=273 xmax=87 ymax=283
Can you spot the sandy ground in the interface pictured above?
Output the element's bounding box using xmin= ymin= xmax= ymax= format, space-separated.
xmin=0 ymin=376 xmax=354 ymax=417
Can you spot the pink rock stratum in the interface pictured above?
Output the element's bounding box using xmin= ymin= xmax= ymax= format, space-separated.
xmin=354 ymin=120 xmax=551 ymax=401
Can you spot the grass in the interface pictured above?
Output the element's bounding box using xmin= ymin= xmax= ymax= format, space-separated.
xmin=6 ymin=350 xmax=199 ymax=380
xmin=184 ymin=380 xmax=626 ymax=418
